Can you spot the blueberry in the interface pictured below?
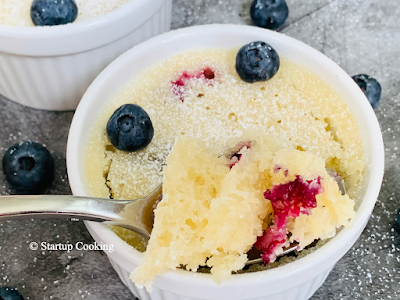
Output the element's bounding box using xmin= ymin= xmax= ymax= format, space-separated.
xmin=106 ymin=104 xmax=154 ymax=152
xmin=2 ymin=141 xmax=54 ymax=193
xmin=250 ymin=0 xmax=289 ymax=30
xmin=0 ymin=287 xmax=24 ymax=300
xmin=352 ymin=74 xmax=382 ymax=108
xmin=30 ymin=0 xmax=78 ymax=26
xmin=397 ymin=208 xmax=400 ymax=229
xmin=236 ymin=41 xmax=280 ymax=83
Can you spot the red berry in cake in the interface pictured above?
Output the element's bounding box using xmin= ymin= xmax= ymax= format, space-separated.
xmin=171 ymin=67 xmax=216 ymax=101
xmin=255 ymin=175 xmax=323 ymax=263
xmin=203 ymin=68 xmax=215 ymax=79
xmin=228 ymin=141 xmax=252 ymax=168
xmin=236 ymin=41 xmax=280 ymax=83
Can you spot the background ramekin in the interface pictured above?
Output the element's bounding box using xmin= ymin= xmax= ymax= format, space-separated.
xmin=67 ymin=24 xmax=384 ymax=300
xmin=0 ymin=0 xmax=171 ymax=111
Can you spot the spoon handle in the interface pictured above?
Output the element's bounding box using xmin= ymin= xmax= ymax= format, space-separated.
xmin=0 ymin=184 xmax=162 ymax=239
xmin=0 ymin=194 xmax=129 ymax=223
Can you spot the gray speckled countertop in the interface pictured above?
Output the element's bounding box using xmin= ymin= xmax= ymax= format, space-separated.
xmin=0 ymin=0 xmax=399 ymax=299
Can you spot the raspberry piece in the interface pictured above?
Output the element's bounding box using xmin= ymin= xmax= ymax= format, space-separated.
xmin=255 ymin=175 xmax=323 ymax=263
xmin=171 ymin=67 xmax=215 ymax=101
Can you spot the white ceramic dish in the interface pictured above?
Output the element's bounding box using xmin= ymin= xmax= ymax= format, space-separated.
xmin=67 ymin=24 xmax=384 ymax=300
xmin=0 ymin=0 xmax=171 ymax=110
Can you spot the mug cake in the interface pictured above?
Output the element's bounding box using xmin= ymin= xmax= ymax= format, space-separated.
xmin=84 ymin=42 xmax=365 ymax=289
xmin=67 ymin=25 xmax=384 ymax=300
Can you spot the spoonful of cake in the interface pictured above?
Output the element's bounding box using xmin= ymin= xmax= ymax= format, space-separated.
xmin=0 ymin=167 xmax=345 ymax=267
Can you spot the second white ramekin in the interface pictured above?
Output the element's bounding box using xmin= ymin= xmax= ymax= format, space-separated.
xmin=0 ymin=0 xmax=171 ymax=110
xmin=67 ymin=25 xmax=384 ymax=300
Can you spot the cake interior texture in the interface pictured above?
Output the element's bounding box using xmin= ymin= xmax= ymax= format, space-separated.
xmin=131 ymin=134 xmax=356 ymax=289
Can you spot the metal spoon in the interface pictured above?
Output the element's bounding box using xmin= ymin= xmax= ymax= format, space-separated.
xmin=326 ymin=168 xmax=347 ymax=196
xmin=0 ymin=184 xmax=162 ymax=239
xmin=0 ymin=169 xmax=345 ymax=265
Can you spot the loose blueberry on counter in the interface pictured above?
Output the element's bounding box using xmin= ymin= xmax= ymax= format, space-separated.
xmin=0 ymin=287 xmax=24 ymax=300
xmin=352 ymin=74 xmax=382 ymax=108
xmin=397 ymin=208 xmax=400 ymax=229
xmin=236 ymin=41 xmax=280 ymax=83
xmin=31 ymin=0 xmax=78 ymax=26
xmin=250 ymin=0 xmax=289 ymax=30
xmin=2 ymin=141 xmax=54 ymax=193
xmin=106 ymin=104 xmax=154 ymax=152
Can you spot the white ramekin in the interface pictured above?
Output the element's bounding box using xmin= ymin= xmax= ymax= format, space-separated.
xmin=0 ymin=0 xmax=171 ymax=111
xmin=67 ymin=24 xmax=384 ymax=300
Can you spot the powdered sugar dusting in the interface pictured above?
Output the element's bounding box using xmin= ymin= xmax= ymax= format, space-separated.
xmin=86 ymin=48 xmax=364 ymax=203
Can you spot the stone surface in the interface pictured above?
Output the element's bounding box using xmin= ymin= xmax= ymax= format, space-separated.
xmin=0 ymin=0 xmax=399 ymax=299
